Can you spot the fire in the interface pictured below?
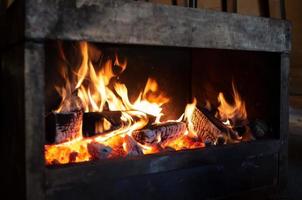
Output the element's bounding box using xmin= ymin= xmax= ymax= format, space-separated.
xmin=45 ymin=42 xmax=252 ymax=165
xmin=45 ymin=42 xmax=169 ymax=165
xmin=95 ymin=118 xmax=112 ymax=134
xmin=184 ymin=98 xmax=198 ymax=138
xmin=216 ymin=81 xmax=248 ymax=127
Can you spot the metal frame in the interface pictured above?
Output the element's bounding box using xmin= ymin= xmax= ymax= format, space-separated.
xmin=1 ymin=0 xmax=291 ymax=199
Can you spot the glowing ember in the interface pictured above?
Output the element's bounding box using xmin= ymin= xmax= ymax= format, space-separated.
xmin=45 ymin=42 xmax=251 ymax=165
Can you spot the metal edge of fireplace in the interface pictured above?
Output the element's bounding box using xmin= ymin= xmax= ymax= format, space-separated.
xmin=1 ymin=0 xmax=291 ymax=52
xmin=44 ymin=140 xmax=281 ymax=199
xmin=1 ymin=0 xmax=290 ymax=199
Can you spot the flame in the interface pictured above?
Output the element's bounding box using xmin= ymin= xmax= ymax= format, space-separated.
xmin=184 ymin=98 xmax=198 ymax=137
xmin=95 ymin=118 xmax=112 ymax=134
xmin=45 ymin=42 xmax=252 ymax=165
xmin=75 ymin=42 xmax=89 ymax=89
xmin=216 ymin=81 xmax=247 ymax=127
xmin=45 ymin=42 xmax=169 ymax=164
xmin=164 ymin=134 xmax=205 ymax=151
xmin=54 ymin=66 xmax=72 ymax=112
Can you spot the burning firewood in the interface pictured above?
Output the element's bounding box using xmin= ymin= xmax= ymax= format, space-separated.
xmin=189 ymin=107 xmax=225 ymax=144
xmin=132 ymin=121 xmax=187 ymax=145
xmin=82 ymin=110 xmax=156 ymax=137
xmin=87 ymin=141 xmax=112 ymax=160
xmin=123 ymin=135 xmax=144 ymax=157
xmin=83 ymin=111 xmax=122 ymax=137
xmin=188 ymin=106 xmax=245 ymax=144
xmin=45 ymin=110 xmax=83 ymax=144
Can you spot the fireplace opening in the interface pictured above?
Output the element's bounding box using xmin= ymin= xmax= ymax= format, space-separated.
xmin=44 ymin=41 xmax=280 ymax=166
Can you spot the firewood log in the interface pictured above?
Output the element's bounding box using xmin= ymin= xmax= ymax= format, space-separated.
xmin=132 ymin=121 xmax=186 ymax=145
xmin=190 ymin=107 xmax=241 ymax=143
xmin=123 ymin=135 xmax=144 ymax=157
xmin=87 ymin=141 xmax=112 ymax=160
xmin=45 ymin=110 xmax=83 ymax=144
xmin=83 ymin=110 xmax=156 ymax=137
xmin=189 ymin=107 xmax=224 ymax=143
xmin=83 ymin=111 xmax=121 ymax=137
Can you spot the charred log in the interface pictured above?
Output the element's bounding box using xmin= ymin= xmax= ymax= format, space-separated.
xmin=189 ymin=107 xmax=242 ymax=144
xmin=83 ymin=111 xmax=122 ymax=137
xmin=189 ymin=107 xmax=224 ymax=143
xmin=132 ymin=122 xmax=186 ymax=145
xmin=83 ymin=111 xmax=156 ymax=137
xmin=87 ymin=141 xmax=112 ymax=160
xmin=45 ymin=110 xmax=83 ymax=144
xmin=216 ymin=135 xmax=226 ymax=145
xmin=123 ymin=135 xmax=144 ymax=157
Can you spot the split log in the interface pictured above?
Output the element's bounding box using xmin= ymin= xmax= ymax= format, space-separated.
xmin=132 ymin=121 xmax=186 ymax=145
xmin=56 ymin=91 xmax=84 ymax=113
xmin=123 ymin=110 xmax=156 ymax=126
xmin=45 ymin=110 xmax=83 ymax=144
xmin=201 ymin=108 xmax=242 ymax=141
xmin=87 ymin=141 xmax=112 ymax=160
xmin=83 ymin=111 xmax=122 ymax=137
xmin=83 ymin=110 xmax=156 ymax=137
xmin=123 ymin=135 xmax=144 ymax=157
xmin=189 ymin=107 xmax=224 ymax=144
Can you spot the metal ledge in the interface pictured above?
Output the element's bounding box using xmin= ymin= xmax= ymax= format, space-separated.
xmin=46 ymin=140 xmax=280 ymax=190
xmin=23 ymin=0 xmax=291 ymax=52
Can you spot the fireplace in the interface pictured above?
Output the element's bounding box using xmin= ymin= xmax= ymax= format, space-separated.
xmin=1 ymin=0 xmax=291 ymax=199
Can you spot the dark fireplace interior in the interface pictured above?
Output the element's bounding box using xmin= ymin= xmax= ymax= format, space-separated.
xmin=44 ymin=41 xmax=281 ymax=166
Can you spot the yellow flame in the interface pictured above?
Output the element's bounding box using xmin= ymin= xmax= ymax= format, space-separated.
xmin=47 ymin=42 xmax=171 ymax=164
xmin=95 ymin=118 xmax=112 ymax=134
xmin=46 ymin=42 xmax=251 ymax=165
xmin=184 ymin=98 xmax=198 ymax=137
xmin=75 ymin=42 xmax=89 ymax=89
xmin=217 ymin=81 xmax=247 ymax=126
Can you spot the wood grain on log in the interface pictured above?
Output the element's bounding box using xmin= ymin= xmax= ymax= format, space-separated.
xmin=45 ymin=110 xmax=83 ymax=144
xmin=83 ymin=110 xmax=156 ymax=137
xmin=83 ymin=111 xmax=121 ymax=137
xmin=132 ymin=121 xmax=186 ymax=145
xmin=191 ymin=108 xmax=242 ymax=143
xmin=190 ymin=107 xmax=224 ymax=143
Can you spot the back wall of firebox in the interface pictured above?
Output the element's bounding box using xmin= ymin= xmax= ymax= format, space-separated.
xmin=45 ymin=41 xmax=281 ymax=148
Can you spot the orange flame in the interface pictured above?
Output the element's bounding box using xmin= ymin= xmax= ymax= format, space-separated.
xmin=45 ymin=42 xmax=171 ymax=164
xmin=45 ymin=42 xmax=251 ymax=165
xmin=216 ymin=81 xmax=247 ymax=127
xmin=184 ymin=98 xmax=198 ymax=137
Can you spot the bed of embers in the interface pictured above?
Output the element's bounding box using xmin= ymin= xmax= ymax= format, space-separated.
xmin=45 ymin=42 xmax=269 ymax=166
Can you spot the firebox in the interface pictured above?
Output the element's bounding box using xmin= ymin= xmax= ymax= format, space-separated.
xmin=1 ymin=0 xmax=291 ymax=200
